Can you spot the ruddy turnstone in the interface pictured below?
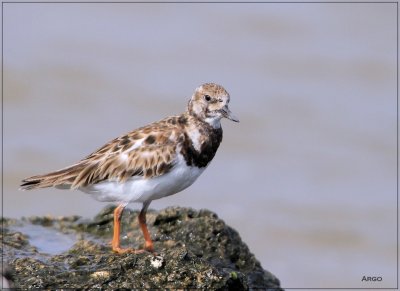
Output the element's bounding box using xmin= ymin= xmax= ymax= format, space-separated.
xmin=20 ymin=83 xmax=239 ymax=254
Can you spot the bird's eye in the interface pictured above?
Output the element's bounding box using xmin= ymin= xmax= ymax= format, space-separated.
xmin=218 ymin=99 xmax=223 ymax=102
xmin=204 ymin=95 xmax=211 ymax=102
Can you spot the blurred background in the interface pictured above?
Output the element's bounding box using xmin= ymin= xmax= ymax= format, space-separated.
xmin=3 ymin=2 xmax=397 ymax=289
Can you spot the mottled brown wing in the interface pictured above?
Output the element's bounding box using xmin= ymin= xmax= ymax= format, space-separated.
xmin=21 ymin=118 xmax=184 ymax=190
xmin=71 ymin=143 xmax=177 ymax=188
xmin=70 ymin=125 xmax=182 ymax=188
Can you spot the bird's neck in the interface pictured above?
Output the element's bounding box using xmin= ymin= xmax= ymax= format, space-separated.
xmin=185 ymin=109 xmax=222 ymax=129
xmin=203 ymin=116 xmax=222 ymax=129
xmin=179 ymin=115 xmax=223 ymax=168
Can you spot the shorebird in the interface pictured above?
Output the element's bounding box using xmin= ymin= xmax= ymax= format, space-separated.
xmin=20 ymin=83 xmax=239 ymax=254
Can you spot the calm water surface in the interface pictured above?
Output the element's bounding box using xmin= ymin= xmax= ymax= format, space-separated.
xmin=3 ymin=3 xmax=397 ymax=288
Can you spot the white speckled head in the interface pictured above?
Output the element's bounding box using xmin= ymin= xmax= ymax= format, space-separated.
xmin=188 ymin=83 xmax=239 ymax=127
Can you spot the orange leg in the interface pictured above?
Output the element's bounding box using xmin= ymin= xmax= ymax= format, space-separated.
xmin=138 ymin=203 xmax=154 ymax=253
xmin=112 ymin=203 xmax=144 ymax=254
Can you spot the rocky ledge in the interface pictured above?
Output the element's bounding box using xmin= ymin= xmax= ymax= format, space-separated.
xmin=2 ymin=206 xmax=282 ymax=290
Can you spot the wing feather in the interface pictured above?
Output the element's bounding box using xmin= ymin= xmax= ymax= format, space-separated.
xmin=20 ymin=116 xmax=184 ymax=190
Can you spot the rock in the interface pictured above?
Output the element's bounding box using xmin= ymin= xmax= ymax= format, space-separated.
xmin=2 ymin=206 xmax=282 ymax=290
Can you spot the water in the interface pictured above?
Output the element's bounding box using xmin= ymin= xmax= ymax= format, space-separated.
xmin=3 ymin=3 xmax=397 ymax=288
xmin=11 ymin=224 xmax=77 ymax=255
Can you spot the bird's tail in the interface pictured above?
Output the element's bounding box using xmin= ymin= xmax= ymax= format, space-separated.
xmin=20 ymin=164 xmax=85 ymax=191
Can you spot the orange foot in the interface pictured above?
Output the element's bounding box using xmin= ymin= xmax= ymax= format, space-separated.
xmin=144 ymin=241 xmax=155 ymax=253
xmin=111 ymin=203 xmax=157 ymax=255
xmin=112 ymin=246 xmax=146 ymax=254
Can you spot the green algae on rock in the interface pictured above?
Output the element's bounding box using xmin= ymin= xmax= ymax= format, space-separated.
xmin=2 ymin=206 xmax=282 ymax=290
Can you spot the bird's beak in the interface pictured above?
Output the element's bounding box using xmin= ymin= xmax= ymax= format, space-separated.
xmin=221 ymin=106 xmax=239 ymax=123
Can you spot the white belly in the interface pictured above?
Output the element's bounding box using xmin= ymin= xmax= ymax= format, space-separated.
xmin=79 ymin=154 xmax=205 ymax=204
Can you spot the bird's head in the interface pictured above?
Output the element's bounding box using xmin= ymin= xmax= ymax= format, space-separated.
xmin=188 ymin=83 xmax=239 ymax=128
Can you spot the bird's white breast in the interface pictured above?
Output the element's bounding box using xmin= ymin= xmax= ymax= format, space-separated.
xmin=79 ymin=152 xmax=205 ymax=204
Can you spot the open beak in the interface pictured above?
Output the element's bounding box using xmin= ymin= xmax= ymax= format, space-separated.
xmin=221 ymin=106 xmax=239 ymax=123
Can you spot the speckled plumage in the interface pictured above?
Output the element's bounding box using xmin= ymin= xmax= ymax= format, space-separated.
xmin=20 ymin=82 xmax=239 ymax=254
